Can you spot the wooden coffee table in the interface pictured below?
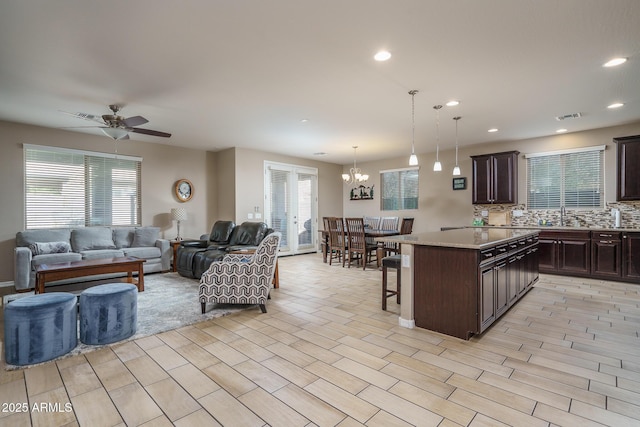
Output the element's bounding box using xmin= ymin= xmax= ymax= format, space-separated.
xmin=35 ymin=257 xmax=146 ymax=294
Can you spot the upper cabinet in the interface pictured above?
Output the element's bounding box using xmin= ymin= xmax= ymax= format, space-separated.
xmin=615 ymin=135 xmax=640 ymax=201
xmin=471 ymin=151 xmax=519 ymax=204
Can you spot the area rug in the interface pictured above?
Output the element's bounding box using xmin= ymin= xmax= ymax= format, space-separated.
xmin=3 ymin=272 xmax=251 ymax=370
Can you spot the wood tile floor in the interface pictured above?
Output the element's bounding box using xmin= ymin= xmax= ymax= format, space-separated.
xmin=1 ymin=253 xmax=639 ymax=426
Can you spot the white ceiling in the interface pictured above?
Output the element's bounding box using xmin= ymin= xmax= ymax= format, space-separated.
xmin=1 ymin=0 xmax=639 ymax=164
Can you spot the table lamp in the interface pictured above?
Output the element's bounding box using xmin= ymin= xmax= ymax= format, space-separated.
xmin=171 ymin=208 xmax=187 ymax=241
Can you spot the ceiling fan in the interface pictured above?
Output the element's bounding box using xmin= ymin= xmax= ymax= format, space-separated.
xmin=61 ymin=104 xmax=171 ymax=140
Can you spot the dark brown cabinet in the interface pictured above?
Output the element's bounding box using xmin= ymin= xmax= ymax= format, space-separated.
xmin=471 ymin=151 xmax=519 ymax=204
xmin=623 ymin=232 xmax=640 ymax=280
xmin=538 ymin=230 xmax=591 ymax=275
xmin=591 ymin=231 xmax=622 ymax=278
xmin=615 ymin=135 xmax=640 ymax=201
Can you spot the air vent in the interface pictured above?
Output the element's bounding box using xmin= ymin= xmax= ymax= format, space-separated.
xmin=555 ymin=113 xmax=582 ymax=121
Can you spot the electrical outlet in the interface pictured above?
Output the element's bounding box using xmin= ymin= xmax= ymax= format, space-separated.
xmin=255 ymin=213 xmax=262 ymax=219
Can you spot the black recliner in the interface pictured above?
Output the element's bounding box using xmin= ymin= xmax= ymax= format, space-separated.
xmin=177 ymin=221 xmax=271 ymax=279
xmin=176 ymin=220 xmax=235 ymax=278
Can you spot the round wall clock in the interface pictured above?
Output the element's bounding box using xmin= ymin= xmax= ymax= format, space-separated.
xmin=174 ymin=179 xmax=193 ymax=202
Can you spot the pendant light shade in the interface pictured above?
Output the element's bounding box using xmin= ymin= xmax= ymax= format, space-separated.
xmin=433 ymin=105 xmax=443 ymax=171
xmin=453 ymin=116 xmax=461 ymax=176
xmin=408 ymin=90 xmax=419 ymax=166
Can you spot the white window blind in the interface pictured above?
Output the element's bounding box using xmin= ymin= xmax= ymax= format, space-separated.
xmin=526 ymin=147 xmax=603 ymax=209
xmin=380 ymin=167 xmax=419 ymax=211
xmin=25 ymin=145 xmax=142 ymax=229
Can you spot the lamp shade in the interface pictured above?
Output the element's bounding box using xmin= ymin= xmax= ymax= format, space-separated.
xmin=171 ymin=208 xmax=187 ymax=221
xmin=100 ymin=127 xmax=129 ymax=140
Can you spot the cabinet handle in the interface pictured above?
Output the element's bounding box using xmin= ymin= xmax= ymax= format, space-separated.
xmin=624 ymin=235 xmax=628 ymax=239
xmin=599 ymin=234 xmax=613 ymax=237
xmin=599 ymin=240 xmax=613 ymax=244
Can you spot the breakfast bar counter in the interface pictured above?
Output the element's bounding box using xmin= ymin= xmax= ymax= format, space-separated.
xmin=376 ymin=228 xmax=540 ymax=340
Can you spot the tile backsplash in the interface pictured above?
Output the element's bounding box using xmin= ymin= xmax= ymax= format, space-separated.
xmin=473 ymin=201 xmax=640 ymax=229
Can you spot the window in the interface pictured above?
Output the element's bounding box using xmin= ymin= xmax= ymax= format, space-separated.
xmin=526 ymin=146 xmax=604 ymax=209
xmin=380 ymin=167 xmax=419 ymax=210
xmin=24 ymin=145 xmax=142 ymax=229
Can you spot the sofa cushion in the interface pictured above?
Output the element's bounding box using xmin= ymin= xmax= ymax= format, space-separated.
xmin=132 ymin=227 xmax=159 ymax=247
xmin=113 ymin=228 xmax=135 ymax=248
xmin=71 ymin=228 xmax=116 ymax=252
xmin=17 ymin=229 xmax=71 ymax=248
xmin=80 ymin=249 xmax=125 ymax=260
xmin=229 ymin=222 xmax=268 ymax=246
xmin=32 ymin=252 xmax=82 ymax=267
xmin=29 ymin=241 xmax=71 ymax=256
xmin=122 ymin=247 xmax=161 ymax=260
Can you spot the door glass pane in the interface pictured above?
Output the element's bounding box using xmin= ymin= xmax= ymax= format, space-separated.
xmin=269 ymin=169 xmax=290 ymax=249
xmin=297 ymin=173 xmax=313 ymax=247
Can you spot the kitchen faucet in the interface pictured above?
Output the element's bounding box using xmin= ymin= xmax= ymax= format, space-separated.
xmin=560 ymin=206 xmax=566 ymax=226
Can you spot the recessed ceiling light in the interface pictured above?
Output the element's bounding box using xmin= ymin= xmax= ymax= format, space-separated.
xmin=488 ymin=128 xmax=499 ymax=133
xmin=374 ymin=51 xmax=391 ymax=61
xmin=607 ymin=103 xmax=624 ymax=109
xmin=556 ymin=128 xmax=568 ymax=133
xmin=300 ymin=118 xmax=309 ymax=123
xmin=446 ymin=100 xmax=460 ymax=107
xmin=603 ymin=57 xmax=627 ymax=67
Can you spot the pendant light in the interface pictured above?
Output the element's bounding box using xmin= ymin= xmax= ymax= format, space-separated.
xmin=433 ymin=105 xmax=443 ymax=171
xmin=408 ymin=90 xmax=419 ymax=166
xmin=452 ymin=116 xmax=461 ymax=176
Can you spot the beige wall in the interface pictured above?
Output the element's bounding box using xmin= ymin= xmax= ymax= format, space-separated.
xmin=233 ymin=147 xmax=344 ymax=226
xmin=0 ymin=120 xmax=211 ymax=282
xmin=344 ymin=121 xmax=640 ymax=233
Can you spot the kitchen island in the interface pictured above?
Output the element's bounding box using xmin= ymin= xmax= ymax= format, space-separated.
xmin=376 ymin=228 xmax=539 ymax=340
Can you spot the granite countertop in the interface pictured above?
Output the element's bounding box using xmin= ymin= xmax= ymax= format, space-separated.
xmin=375 ymin=228 xmax=539 ymax=250
xmin=472 ymin=225 xmax=639 ymax=232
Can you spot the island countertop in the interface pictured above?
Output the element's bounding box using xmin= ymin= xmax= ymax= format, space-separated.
xmin=375 ymin=227 xmax=539 ymax=250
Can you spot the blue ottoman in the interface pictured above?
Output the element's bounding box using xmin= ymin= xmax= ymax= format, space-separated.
xmin=79 ymin=283 xmax=138 ymax=345
xmin=4 ymin=293 xmax=77 ymax=366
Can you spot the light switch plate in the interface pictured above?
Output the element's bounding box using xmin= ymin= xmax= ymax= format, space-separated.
xmin=255 ymin=213 xmax=262 ymax=219
xmin=247 ymin=213 xmax=253 ymax=219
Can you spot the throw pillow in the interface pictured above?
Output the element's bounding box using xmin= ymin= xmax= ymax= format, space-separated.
xmin=29 ymin=241 xmax=71 ymax=256
xmin=113 ymin=227 xmax=135 ymax=248
xmin=132 ymin=227 xmax=160 ymax=247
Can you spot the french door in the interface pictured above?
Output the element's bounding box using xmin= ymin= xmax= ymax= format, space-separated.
xmin=265 ymin=162 xmax=318 ymax=256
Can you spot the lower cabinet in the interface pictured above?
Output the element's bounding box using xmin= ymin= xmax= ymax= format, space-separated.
xmin=538 ymin=229 xmax=639 ymax=284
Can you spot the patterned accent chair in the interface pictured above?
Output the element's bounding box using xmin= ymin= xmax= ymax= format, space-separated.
xmin=199 ymin=232 xmax=281 ymax=314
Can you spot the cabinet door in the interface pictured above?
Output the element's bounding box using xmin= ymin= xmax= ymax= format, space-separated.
xmin=472 ymin=155 xmax=492 ymax=204
xmin=615 ymin=136 xmax=640 ymax=201
xmin=492 ymin=152 xmax=518 ymax=204
xmin=558 ymin=239 xmax=590 ymax=274
xmin=538 ymin=238 xmax=557 ymax=272
xmin=495 ymin=261 xmax=509 ymax=316
xmin=623 ymin=233 xmax=640 ymax=279
xmin=479 ymin=264 xmax=496 ymax=330
xmin=591 ymin=240 xmax=622 ymax=278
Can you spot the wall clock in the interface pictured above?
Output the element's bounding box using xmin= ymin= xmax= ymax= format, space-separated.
xmin=174 ymin=179 xmax=193 ymax=202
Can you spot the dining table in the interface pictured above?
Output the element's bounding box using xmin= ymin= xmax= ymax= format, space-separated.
xmin=319 ymin=228 xmax=400 ymax=268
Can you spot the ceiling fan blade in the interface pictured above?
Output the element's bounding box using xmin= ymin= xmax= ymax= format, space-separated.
xmin=122 ymin=115 xmax=148 ymax=127
xmin=131 ymin=127 xmax=171 ymax=138
xmin=60 ymin=110 xmax=106 ymax=125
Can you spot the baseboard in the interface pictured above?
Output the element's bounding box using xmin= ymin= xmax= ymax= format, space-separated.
xmin=398 ymin=317 xmax=415 ymax=329
xmin=0 ymin=281 xmax=14 ymax=288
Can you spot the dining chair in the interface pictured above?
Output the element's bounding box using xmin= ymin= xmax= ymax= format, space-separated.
xmin=327 ymin=217 xmax=347 ymax=266
xmin=363 ymin=216 xmax=381 ymax=229
xmin=344 ymin=217 xmax=377 ymax=270
xmin=380 ymin=216 xmax=399 ymax=231
xmin=386 ymin=217 xmax=415 ymax=256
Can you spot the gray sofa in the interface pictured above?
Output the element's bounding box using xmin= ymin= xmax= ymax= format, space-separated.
xmin=14 ymin=226 xmax=170 ymax=291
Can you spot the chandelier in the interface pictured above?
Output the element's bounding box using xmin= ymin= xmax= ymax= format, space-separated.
xmin=342 ymin=146 xmax=369 ymax=185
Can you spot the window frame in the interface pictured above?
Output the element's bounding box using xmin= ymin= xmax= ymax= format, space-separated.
xmin=525 ymin=145 xmax=605 ymax=210
xmin=24 ymin=144 xmax=143 ymax=229
xmin=380 ymin=166 xmax=419 ymax=211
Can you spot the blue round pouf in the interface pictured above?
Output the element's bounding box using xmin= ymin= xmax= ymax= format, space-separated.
xmin=4 ymin=292 xmax=77 ymax=366
xmin=79 ymin=283 xmax=138 ymax=345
